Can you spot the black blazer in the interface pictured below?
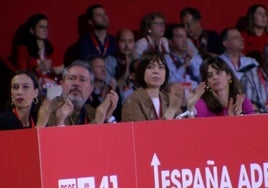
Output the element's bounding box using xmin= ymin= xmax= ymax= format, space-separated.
xmin=0 ymin=111 xmax=27 ymax=130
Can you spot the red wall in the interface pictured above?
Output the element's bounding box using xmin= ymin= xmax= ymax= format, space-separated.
xmin=1 ymin=0 xmax=268 ymax=64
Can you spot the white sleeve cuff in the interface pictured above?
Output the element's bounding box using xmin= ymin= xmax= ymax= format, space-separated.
xmin=107 ymin=116 xmax=117 ymax=123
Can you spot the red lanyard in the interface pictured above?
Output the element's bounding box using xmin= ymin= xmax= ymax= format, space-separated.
xmin=145 ymin=36 xmax=167 ymax=54
xmin=152 ymin=97 xmax=162 ymax=120
xmin=13 ymin=108 xmax=35 ymax=128
xmin=90 ymin=32 xmax=110 ymax=56
xmin=258 ymin=68 xmax=268 ymax=98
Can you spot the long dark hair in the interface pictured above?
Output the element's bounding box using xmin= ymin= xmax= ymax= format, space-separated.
xmin=200 ymin=57 xmax=243 ymax=114
xmin=246 ymin=4 xmax=268 ymax=35
xmin=22 ymin=14 xmax=53 ymax=58
xmin=10 ymin=70 xmax=42 ymax=123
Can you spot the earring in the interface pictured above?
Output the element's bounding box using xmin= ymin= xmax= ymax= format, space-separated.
xmin=33 ymin=98 xmax=38 ymax=104
xmin=229 ymin=79 xmax=232 ymax=84
xmin=147 ymin=29 xmax=152 ymax=34
xmin=206 ymin=85 xmax=212 ymax=92
xmin=11 ymin=97 xmax=14 ymax=106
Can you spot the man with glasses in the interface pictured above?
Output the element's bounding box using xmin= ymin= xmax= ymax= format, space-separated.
xmin=135 ymin=12 xmax=170 ymax=57
xmin=180 ymin=7 xmax=222 ymax=56
xmin=46 ymin=60 xmax=119 ymax=126
xmin=219 ymin=28 xmax=258 ymax=81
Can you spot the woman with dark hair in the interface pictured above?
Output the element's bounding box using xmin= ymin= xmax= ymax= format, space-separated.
xmin=241 ymin=4 xmax=268 ymax=57
xmin=15 ymin=14 xmax=63 ymax=90
xmin=0 ymin=70 xmax=73 ymax=130
xmin=0 ymin=71 xmax=42 ymax=130
xmin=135 ymin=12 xmax=169 ymax=57
xmin=190 ymin=57 xmax=254 ymax=117
xmin=121 ymin=50 xmax=185 ymax=121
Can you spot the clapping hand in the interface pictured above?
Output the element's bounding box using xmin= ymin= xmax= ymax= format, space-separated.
xmin=55 ymin=98 xmax=73 ymax=125
xmin=168 ymin=83 xmax=184 ymax=110
xmin=95 ymin=90 xmax=119 ymax=123
xmin=186 ymin=82 xmax=206 ymax=111
xmin=163 ymin=83 xmax=184 ymax=120
xmin=228 ymin=94 xmax=245 ymax=116
xmin=36 ymin=98 xmax=52 ymax=127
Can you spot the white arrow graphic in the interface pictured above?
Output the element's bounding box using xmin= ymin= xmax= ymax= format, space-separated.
xmin=151 ymin=153 xmax=161 ymax=188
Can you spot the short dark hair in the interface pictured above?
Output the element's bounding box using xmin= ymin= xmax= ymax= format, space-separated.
xmin=86 ymin=4 xmax=104 ymax=20
xmin=180 ymin=7 xmax=201 ymax=21
xmin=140 ymin=12 xmax=166 ymax=36
xmin=86 ymin=55 xmax=105 ymax=70
xmin=135 ymin=50 xmax=169 ymax=89
xmin=220 ymin=28 xmax=232 ymax=42
xmin=165 ymin=23 xmax=185 ymax=39
xmin=219 ymin=27 xmax=237 ymax=48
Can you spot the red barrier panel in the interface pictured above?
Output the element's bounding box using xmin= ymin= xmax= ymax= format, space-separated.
xmin=0 ymin=114 xmax=268 ymax=188
xmin=133 ymin=115 xmax=268 ymax=187
xmin=0 ymin=129 xmax=41 ymax=187
xmin=38 ymin=125 xmax=136 ymax=188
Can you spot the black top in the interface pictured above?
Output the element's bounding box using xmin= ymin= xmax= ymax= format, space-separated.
xmin=192 ymin=30 xmax=223 ymax=55
xmin=0 ymin=110 xmax=27 ymax=130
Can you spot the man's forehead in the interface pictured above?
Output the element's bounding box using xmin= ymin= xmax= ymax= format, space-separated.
xmin=183 ymin=13 xmax=194 ymax=21
xmin=174 ymin=27 xmax=186 ymax=34
xmin=119 ymin=31 xmax=134 ymax=40
xmin=91 ymin=58 xmax=105 ymax=66
xmin=67 ymin=66 xmax=90 ymax=77
xmin=93 ymin=7 xmax=106 ymax=14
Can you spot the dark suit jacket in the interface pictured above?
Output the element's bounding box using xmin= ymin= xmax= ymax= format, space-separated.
xmin=0 ymin=111 xmax=25 ymax=130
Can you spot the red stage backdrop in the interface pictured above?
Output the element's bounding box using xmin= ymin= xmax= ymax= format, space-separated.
xmin=1 ymin=0 xmax=268 ymax=66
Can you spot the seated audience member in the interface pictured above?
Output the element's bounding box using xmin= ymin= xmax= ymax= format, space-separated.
xmin=241 ymin=44 xmax=268 ymax=113
xmin=77 ymin=4 xmax=116 ymax=60
xmin=121 ymin=59 xmax=139 ymax=103
xmin=86 ymin=56 xmax=122 ymax=121
xmin=46 ymin=60 xmax=119 ymax=126
xmin=121 ymin=50 xmax=205 ymax=122
xmin=0 ymin=71 xmax=63 ymax=130
xmin=164 ymin=23 xmax=203 ymax=88
xmin=188 ymin=57 xmax=254 ymax=117
xmin=240 ymin=4 xmax=268 ymax=57
xmin=135 ymin=12 xmax=169 ymax=57
xmin=219 ymin=28 xmax=259 ymax=81
xmin=14 ymin=14 xmax=63 ymax=90
xmin=180 ymin=7 xmax=222 ymax=56
xmin=105 ymin=28 xmax=138 ymax=88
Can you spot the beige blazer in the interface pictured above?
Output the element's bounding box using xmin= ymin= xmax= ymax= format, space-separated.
xmin=122 ymin=87 xmax=173 ymax=122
